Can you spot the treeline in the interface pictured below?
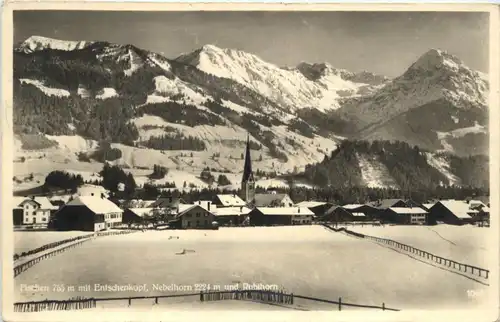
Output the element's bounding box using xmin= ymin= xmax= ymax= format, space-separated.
xmin=90 ymin=142 xmax=122 ymax=162
xmin=99 ymin=164 xmax=136 ymax=196
xmin=150 ymin=164 xmax=168 ymax=179
xmin=140 ymin=134 xmax=206 ymax=151
xmin=297 ymin=140 xmax=489 ymax=190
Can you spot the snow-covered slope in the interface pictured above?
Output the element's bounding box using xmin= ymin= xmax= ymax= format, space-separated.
xmin=175 ymin=45 xmax=385 ymax=112
xmin=16 ymin=35 xmax=94 ymax=54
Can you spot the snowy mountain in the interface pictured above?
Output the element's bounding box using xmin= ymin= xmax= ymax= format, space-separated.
xmin=175 ymin=45 xmax=386 ymax=112
xmin=12 ymin=36 xmax=489 ymax=191
xmin=337 ymin=49 xmax=489 ymax=156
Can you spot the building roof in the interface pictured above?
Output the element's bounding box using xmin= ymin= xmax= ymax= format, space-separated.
xmin=373 ymin=199 xmax=406 ymax=209
xmin=194 ymin=200 xmax=217 ymax=211
xmin=254 ymin=193 xmax=291 ymax=207
xmin=253 ymin=207 xmax=314 ymax=216
xmin=352 ymin=212 xmax=366 ymax=217
xmin=127 ymin=208 xmax=154 ymax=217
xmin=436 ymin=200 xmax=477 ymax=219
xmin=215 ymin=194 xmax=247 ymax=207
xmin=422 ymin=203 xmax=435 ymax=209
xmin=324 ymin=205 xmax=351 ymax=216
xmin=150 ymin=197 xmax=183 ymax=208
xmin=20 ymin=197 xmax=58 ymax=210
xmin=213 ymin=206 xmax=252 ymax=216
xmin=342 ymin=204 xmax=369 ymax=210
xmin=13 ymin=197 xmax=28 ymax=208
xmin=64 ymin=196 xmax=124 ymax=214
xmin=295 ymin=201 xmax=328 ymax=208
xmin=388 ymin=207 xmax=428 ymax=215
xmin=176 ymin=204 xmax=214 ymax=218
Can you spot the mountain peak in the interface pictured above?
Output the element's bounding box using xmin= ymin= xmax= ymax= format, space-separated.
xmin=407 ymin=48 xmax=465 ymax=74
xmin=16 ymin=35 xmax=94 ymax=54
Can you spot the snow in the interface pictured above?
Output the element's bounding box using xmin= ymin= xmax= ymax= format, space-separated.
xmin=148 ymin=54 xmax=171 ymax=72
xmin=436 ymin=122 xmax=487 ymax=140
xmin=44 ymin=135 xmax=99 ymax=152
xmin=18 ymin=36 xmax=93 ymax=53
xmin=96 ymin=88 xmax=118 ymax=99
xmin=347 ymin=225 xmax=491 ymax=269
xmin=221 ymin=99 xmax=252 ymax=114
xmin=123 ymin=49 xmax=143 ymax=77
xmin=357 ymin=153 xmax=398 ymax=189
xmin=425 ymin=153 xmax=460 ymax=186
xmin=14 ymin=231 xmax=92 ymax=255
xmin=177 ymin=44 xmax=364 ymax=112
xmin=14 ymin=226 xmax=489 ymax=311
xmin=150 ymin=76 xmax=209 ymax=108
xmin=77 ymin=85 xmax=91 ymax=98
xmin=19 ymin=79 xmax=70 ymax=97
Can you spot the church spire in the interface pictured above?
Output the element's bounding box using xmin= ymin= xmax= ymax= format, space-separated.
xmin=242 ymin=133 xmax=253 ymax=183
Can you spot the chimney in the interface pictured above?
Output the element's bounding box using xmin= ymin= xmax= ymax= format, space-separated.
xmin=240 ymin=206 xmax=243 ymax=213
xmin=101 ymin=193 xmax=105 ymax=199
xmin=91 ymin=193 xmax=94 ymax=196
xmin=208 ymin=202 xmax=211 ymax=211
xmin=298 ymin=207 xmax=300 ymax=213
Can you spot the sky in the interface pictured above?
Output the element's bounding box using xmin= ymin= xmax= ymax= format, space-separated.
xmin=13 ymin=11 xmax=489 ymax=77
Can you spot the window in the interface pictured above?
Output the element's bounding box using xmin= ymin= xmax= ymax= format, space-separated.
xmin=187 ymin=221 xmax=191 ymax=227
xmin=25 ymin=205 xmax=29 ymax=209
xmin=204 ymin=220 xmax=208 ymax=225
xmin=196 ymin=213 xmax=201 ymax=217
xmin=42 ymin=218 xmax=47 ymax=222
xmin=196 ymin=220 xmax=200 ymax=226
xmin=204 ymin=213 xmax=209 ymax=217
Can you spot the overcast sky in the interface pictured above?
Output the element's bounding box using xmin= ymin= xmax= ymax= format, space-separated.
xmin=14 ymin=11 xmax=489 ymax=77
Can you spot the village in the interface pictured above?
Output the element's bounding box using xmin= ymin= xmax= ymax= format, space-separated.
xmin=12 ymin=137 xmax=490 ymax=233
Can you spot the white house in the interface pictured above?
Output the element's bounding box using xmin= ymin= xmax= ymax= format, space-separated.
xmin=16 ymin=196 xmax=58 ymax=227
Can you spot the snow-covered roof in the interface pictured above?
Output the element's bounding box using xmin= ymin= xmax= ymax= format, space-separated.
xmin=352 ymin=212 xmax=366 ymax=217
xmin=213 ymin=206 xmax=252 ymax=216
xmin=194 ymin=200 xmax=218 ymax=211
xmin=254 ymin=207 xmax=314 ymax=216
xmin=13 ymin=197 xmax=28 ymax=207
xmin=389 ymin=207 xmax=428 ymax=215
xmin=128 ymin=208 xmax=154 ymax=217
xmin=342 ymin=204 xmax=367 ymax=210
xmin=423 ymin=203 xmax=435 ymax=209
xmin=254 ymin=193 xmax=292 ymax=207
xmin=20 ymin=197 xmax=58 ymax=210
xmin=437 ymin=200 xmax=477 ymax=219
xmin=64 ymin=196 xmax=123 ymax=214
xmin=295 ymin=201 xmax=328 ymax=208
xmin=176 ymin=204 xmax=215 ymax=217
xmin=216 ymin=194 xmax=246 ymax=207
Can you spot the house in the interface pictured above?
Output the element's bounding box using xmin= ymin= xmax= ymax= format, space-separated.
xmin=422 ymin=203 xmax=436 ymax=211
xmin=52 ymin=195 xmax=124 ymax=231
xmin=213 ymin=194 xmax=247 ymax=208
xmin=171 ymin=204 xmax=216 ymax=229
xmin=122 ymin=208 xmax=154 ymax=225
xmin=15 ymin=196 xmax=59 ymax=228
xmin=342 ymin=204 xmax=378 ymax=220
xmin=254 ymin=193 xmax=294 ymax=207
xmin=213 ymin=206 xmax=252 ymax=226
xmin=371 ymin=199 xmax=408 ymax=209
xmin=248 ymin=207 xmax=314 ymax=226
xmin=194 ymin=200 xmax=217 ymax=212
xmin=149 ymin=197 xmax=185 ymax=210
xmin=295 ymin=201 xmax=332 ymax=217
xmin=76 ymin=184 xmax=110 ymax=198
xmin=428 ymin=200 xmax=478 ymax=225
xmin=382 ymin=207 xmax=428 ymax=225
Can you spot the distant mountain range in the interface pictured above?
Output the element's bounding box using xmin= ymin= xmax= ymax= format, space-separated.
xmin=12 ymin=35 xmax=489 ymax=191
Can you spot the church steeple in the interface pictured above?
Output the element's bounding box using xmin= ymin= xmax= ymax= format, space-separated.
xmin=241 ymin=133 xmax=255 ymax=205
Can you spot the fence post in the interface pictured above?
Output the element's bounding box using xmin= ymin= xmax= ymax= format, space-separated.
xmin=338 ymin=297 xmax=342 ymax=311
xmin=382 ymin=303 xmax=385 ymax=311
xmin=200 ymin=291 xmax=203 ymax=302
xmin=128 ymin=298 xmax=131 ymax=306
xmin=291 ymin=293 xmax=294 ymax=305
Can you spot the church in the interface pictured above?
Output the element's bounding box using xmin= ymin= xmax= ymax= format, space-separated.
xmin=241 ymin=134 xmax=256 ymax=206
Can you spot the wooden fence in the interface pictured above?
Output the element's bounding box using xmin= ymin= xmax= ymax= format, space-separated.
xmin=14 ymin=230 xmax=137 ymax=277
xmin=13 ymin=290 xmax=399 ymax=312
xmin=14 ymin=234 xmax=95 ymax=261
xmin=323 ymin=224 xmax=489 ymax=279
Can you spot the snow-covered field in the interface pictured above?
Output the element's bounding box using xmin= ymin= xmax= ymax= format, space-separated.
xmin=14 ymin=226 xmax=489 ymax=310
xmin=14 ymin=231 xmax=93 ymax=255
xmin=346 ymin=225 xmax=491 ymax=268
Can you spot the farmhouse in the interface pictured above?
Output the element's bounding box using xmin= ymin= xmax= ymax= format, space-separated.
xmin=254 ymin=193 xmax=294 ymax=207
xmin=213 ymin=194 xmax=247 ymax=208
xmin=171 ymin=204 xmax=216 ymax=229
xmin=320 ymin=206 xmax=367 ymax=223
xmin=372 ymin=199 xmax=408 ymax=209
xmin=52 ymin=195 xmax=124 ymax=231
xmin=382 ymin=207 xmax=428 ymax=225
xmin=342 ymin=204 xmax=378 ymax=219
xmin=248 ymin=207 xmax=314 ymax=226
xmin=213 ymin=206 xmax=252 ymax=226
xmin=428 ymin=200 xmax=478 ymax=225
xmin=295 ymin=201 xmax=332 ymax=217
xmin=122 ymin=208 xmax=154 ymax=225
xmin=150 ymin=197 xmax=185 ymax=209
xmin=14 ymin=196 xmax=58 ymax=228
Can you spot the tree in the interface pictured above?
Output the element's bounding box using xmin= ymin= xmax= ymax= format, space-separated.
xmin=217 ymin=174 xmax=231 ymax=186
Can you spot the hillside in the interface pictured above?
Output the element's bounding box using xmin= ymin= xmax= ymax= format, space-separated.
xmin=12 ymin=36 xmax=489 ymax=192
xmin=293 ymin=140 xmax=489 ymax=191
